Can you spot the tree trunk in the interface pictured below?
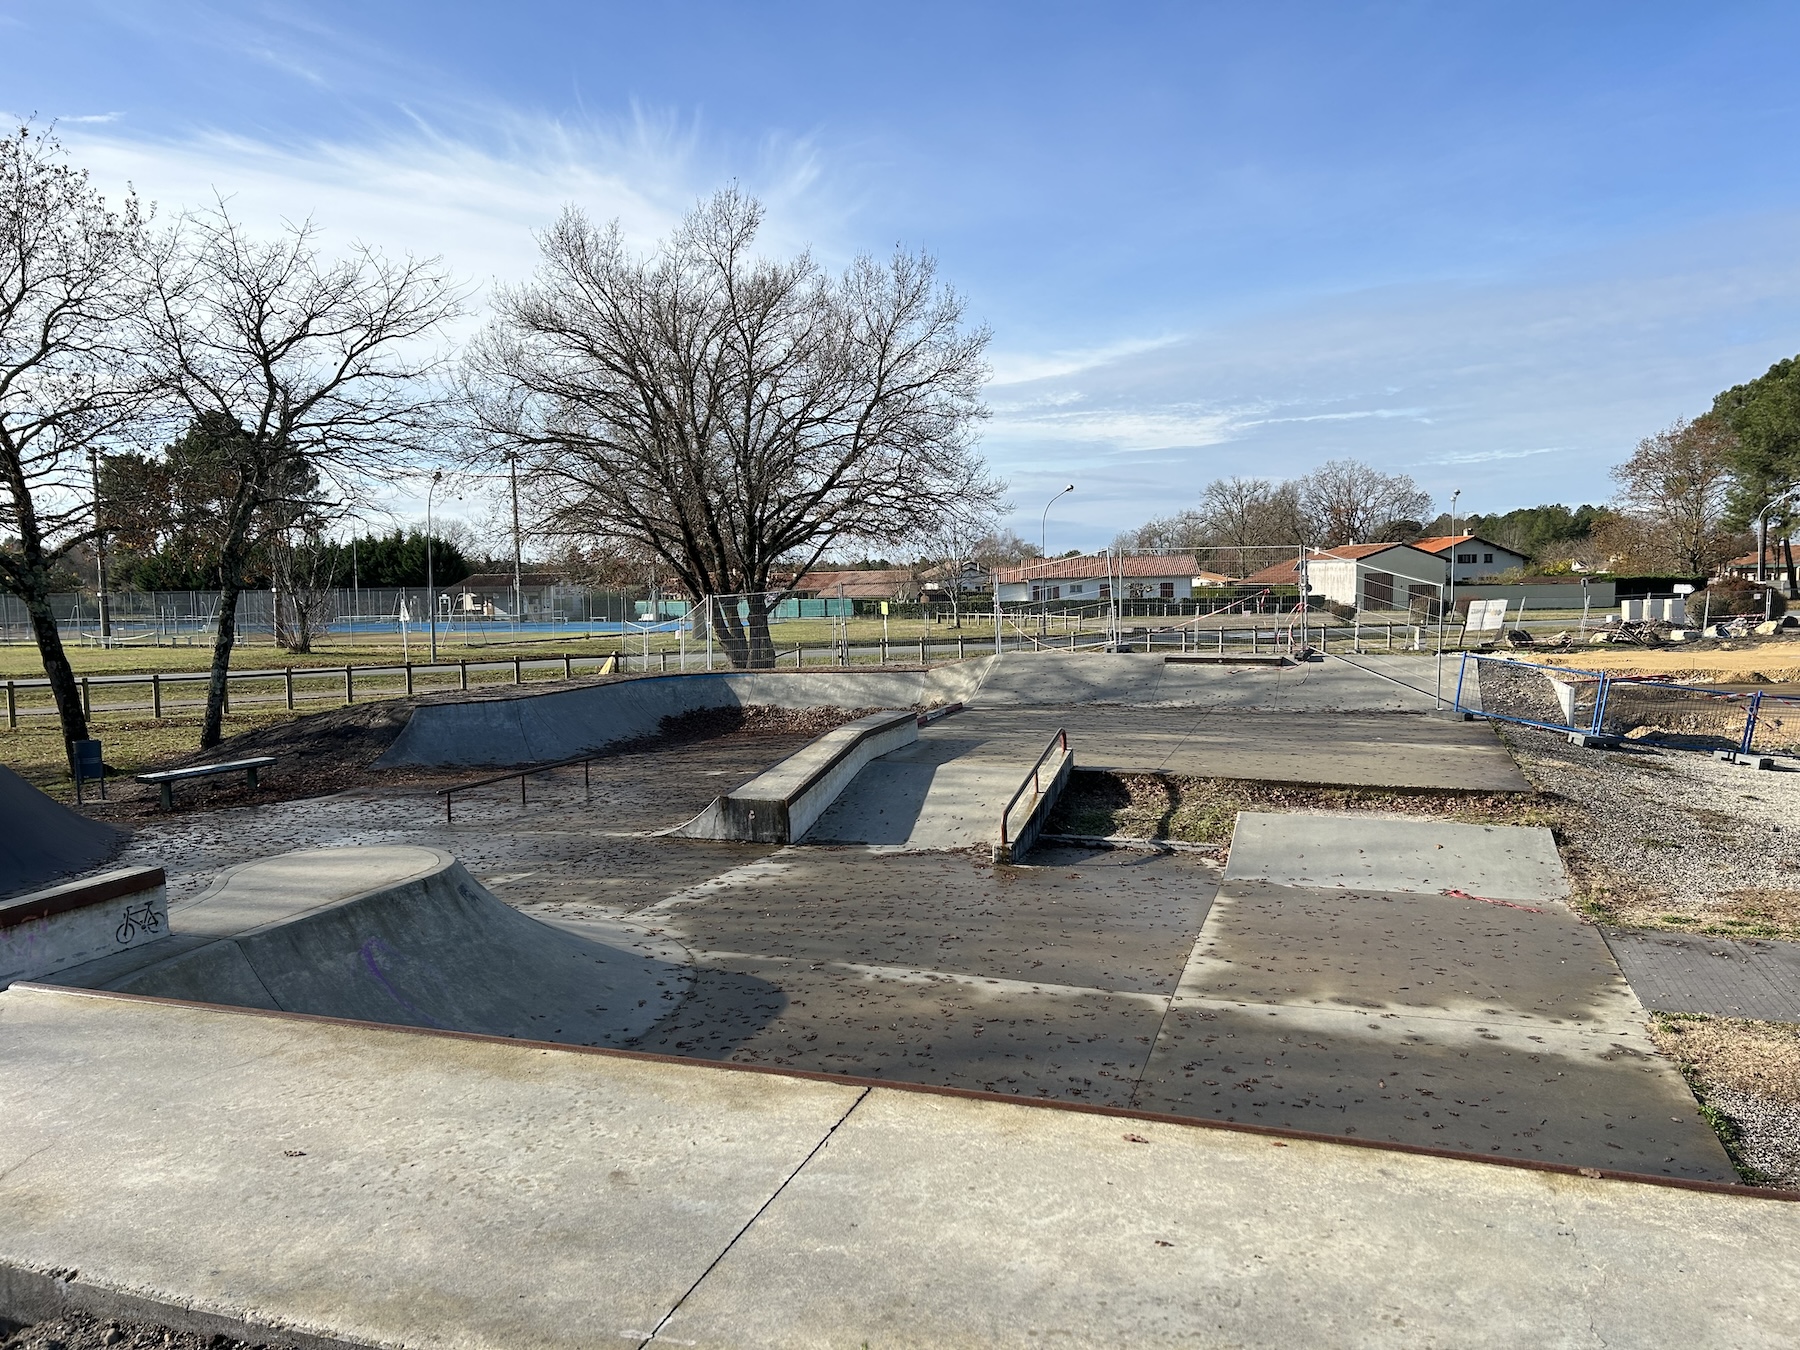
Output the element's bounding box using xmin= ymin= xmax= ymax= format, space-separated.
xmin=200 ymin=575 xmax=245 ymax=749
xmin=744 ymin=590 xmax=777 ymax=669
xmin=23 ymin=589 xmax=89 ymax=754
xmin=1784 ymin=534 xmax=1797 ymax=599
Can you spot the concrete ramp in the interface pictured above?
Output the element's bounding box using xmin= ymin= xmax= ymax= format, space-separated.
xmin=44 ymin=845 xmax=694 ymax=1047
xmin=0 ymin=764 xmax=125 ymax=899
xmin=376 ymin=663 xmax=993 ymax=768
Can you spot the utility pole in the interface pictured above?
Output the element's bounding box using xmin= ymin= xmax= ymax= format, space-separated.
xmin=88 ymin=447 xmax=112 ymax=641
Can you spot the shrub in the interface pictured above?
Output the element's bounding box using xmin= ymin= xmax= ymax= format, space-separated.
xmin=1701 ymin=578 xmax=1788 ymax=618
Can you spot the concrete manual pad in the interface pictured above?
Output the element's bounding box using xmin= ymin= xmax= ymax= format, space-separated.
xmin=1604 ymin=927 xmax=1800 ymax=1022
xmin=658 ymin=1090 xmax=1797 ymax=1350
xmin=3 ymin=991 xmax=1797 ymax=1349
xmin=1225 ymin=812 xmax=1568 ymax=902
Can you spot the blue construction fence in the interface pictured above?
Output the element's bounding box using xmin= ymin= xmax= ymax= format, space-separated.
xmin=1454 ymin=653 xmax=1800 ymax=754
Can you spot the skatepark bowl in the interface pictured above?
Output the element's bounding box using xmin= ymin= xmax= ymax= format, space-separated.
xmin=3 ymin=650 xmax=1794 ymax=1348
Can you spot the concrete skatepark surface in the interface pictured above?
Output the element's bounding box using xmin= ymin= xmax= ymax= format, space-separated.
xmin=0 ymin=764 xmax=125 ymax=898
xmin=372 ymin=650 xmax=1445 ymax=770
xmin=1134 ymin=813 xmax=1732 ymax=1177
xmin=1 ymin=988 xmax=1795 ymax=1350
xmin=2 ymin=648 xmax=1786 ymax=1344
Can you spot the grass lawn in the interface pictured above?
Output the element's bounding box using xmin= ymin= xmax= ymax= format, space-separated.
xmin=2 ymin=708 xmax=298 ymax=798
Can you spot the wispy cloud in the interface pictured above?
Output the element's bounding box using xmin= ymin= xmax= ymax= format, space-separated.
xmin=1419 ymin=446 xmax=1562 ymax=465
xmin=986 ymin=335 xmax=1183 ymax=386
xmin=60 ymin=105 xmax=847 ymax=297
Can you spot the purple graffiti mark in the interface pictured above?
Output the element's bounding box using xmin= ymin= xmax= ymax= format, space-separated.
xmin=358 ymin=938 xmax=448 ymax=1029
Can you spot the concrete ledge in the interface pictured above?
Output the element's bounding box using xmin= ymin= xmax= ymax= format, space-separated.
xmin=992 ymin=747 xmax=1074 ymax=864
xmin=674 ymin=709 xmax=920 ymax=843
xmin=0 ymin=866 xmax=168 ymax=989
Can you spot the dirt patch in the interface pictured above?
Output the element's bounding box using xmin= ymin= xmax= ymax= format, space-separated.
xmin=657 ymin=704 xmax=886 ymax=740
xmin=78 ymin=694 xmax=890 ymax=820
xmin=1046 ymin=770 xmax=1569 ymax=849
xmin=1512 ymin=634 xmax=1800 ymax=685
xmin=0 ymin=1311 xmax=294 ymax=1350
xmin=1650 ymin=1014 xmax=1800 ymax=1188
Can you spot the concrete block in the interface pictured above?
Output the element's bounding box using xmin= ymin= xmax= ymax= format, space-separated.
xmin=0 ymin=867 xmax=168 ymax=989
xmin=673 ymin=709 xmax=921 ymax=843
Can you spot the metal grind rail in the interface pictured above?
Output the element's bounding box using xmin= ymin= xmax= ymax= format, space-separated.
xmin=439 ymin=754 xmax=600 ymax=823
xmin=997 ymin=728 xmax=1070 ymax=857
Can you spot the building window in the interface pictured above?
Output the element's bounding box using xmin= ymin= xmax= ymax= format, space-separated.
xmin=1159 ymin=582 xmax=1175 ymax=599
xmin=1048 ymin=585 xmax=1060 ymax=600
xmin=1069 ymin=583 xmax=1083 ymax=594
xmin=1099 ymin=584 xmax=1111 ymax=599
xmin=1483 ymin=553 xmax=1494 ymax=564
xmin=1457 ymin=553 xmax=1477 ymax=564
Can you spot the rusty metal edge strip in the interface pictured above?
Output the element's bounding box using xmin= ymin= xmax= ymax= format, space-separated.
xmin=13 ymin=981 xmax=1791 ymax=1204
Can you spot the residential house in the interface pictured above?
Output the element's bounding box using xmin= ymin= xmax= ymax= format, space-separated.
xmin=992 ymin=554 xmax=1206 ymax=604
xmin=1242 ymin=543 xmax=1446 ymax=612
xmin=1412 ymin=534 xmax=1529 ymax=583
xmin=791 ymin=569 xmax=922 ymax=602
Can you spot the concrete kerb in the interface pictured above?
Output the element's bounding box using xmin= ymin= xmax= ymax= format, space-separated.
xmin=671 ymin=709 xmax=922 ymax=844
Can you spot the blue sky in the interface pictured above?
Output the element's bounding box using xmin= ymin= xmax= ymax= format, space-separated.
xmin=7 ymin=1 xmax=1800 ymax=550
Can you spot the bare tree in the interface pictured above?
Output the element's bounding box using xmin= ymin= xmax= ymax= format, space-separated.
xmin=467 ymin=190 xmax=999 ymax=668
xmin=1194 ymin=476 xmax=1309 ymax=574
xmin=919 ymin=496 xmax=1005 ymax=627
xmin=0 ymin=123 xmax=151 ymax=752
xmin=142 ymin=207 xmax=461 ymax=746
xmin=1595 ymin=416 xmax=1740 ymax=576
xmin=1296 ymin=459 xmax=1432 ymax=547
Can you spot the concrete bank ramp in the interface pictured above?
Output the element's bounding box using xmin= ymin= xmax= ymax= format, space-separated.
xmin=376 ymin=663 xmax=994 ymax=768
xmin=0 ymin=764 xmax=125 ymax=899
xmin=44 ymin=845 xmax=693 ymax=1046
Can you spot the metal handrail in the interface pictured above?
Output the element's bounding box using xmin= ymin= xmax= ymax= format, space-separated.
xmin=439 ymin=753 xmax=598 ymax=823
xmin=998 ymin=728 xmax=1069 ymax=852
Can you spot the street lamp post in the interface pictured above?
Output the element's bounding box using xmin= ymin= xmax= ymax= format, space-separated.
xmin=1447 ymin=488 xmax=1461 ymax=652
xmin=426 ymin=470 xmax=442 ymax=664
xmin=1041 ymin=485 xmax=1075 ymax=560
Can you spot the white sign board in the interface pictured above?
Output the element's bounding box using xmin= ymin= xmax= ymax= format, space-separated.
xmin=1466 ymin=598 xmax=1508 ymax=632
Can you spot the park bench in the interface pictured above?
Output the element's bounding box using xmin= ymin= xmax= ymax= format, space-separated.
xmin=136 ymin=756 xmax=276 ymax=811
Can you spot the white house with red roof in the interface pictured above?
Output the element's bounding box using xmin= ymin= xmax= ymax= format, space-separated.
xmin=1242 ymin=542 xmax=1446 ymax=612
xmin=1412 ymin=533 xmax=1529 ymax=582
xmin=992 ymin=554 xmax=1223 ymax=604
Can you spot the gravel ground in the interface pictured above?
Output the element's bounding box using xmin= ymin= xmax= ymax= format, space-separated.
xmin=1497 ymin=723 xmax=1800 ymax=936
xmin=1650 ymin=1014 xmax=1800 ymax=1188
xmin=0 ymin=1311 xmax=292 ymax=1350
